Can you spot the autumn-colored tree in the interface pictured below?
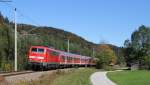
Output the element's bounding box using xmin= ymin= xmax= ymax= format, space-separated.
xmin=96 ymin=44 xmax=117 ymax=68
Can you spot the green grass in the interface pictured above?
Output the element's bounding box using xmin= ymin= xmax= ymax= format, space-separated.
xmin=107 ymin=70 xmax=150 ymax=85
xmin=52 ymin=68 xmax=96 ymax=85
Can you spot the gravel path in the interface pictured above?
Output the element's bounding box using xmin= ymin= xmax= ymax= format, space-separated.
xmin=90 ymin=71 xmax=116 ymax=85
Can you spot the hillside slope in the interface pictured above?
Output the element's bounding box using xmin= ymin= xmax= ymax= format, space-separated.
xmin=17 ymin=24 xmax=96 ymax=56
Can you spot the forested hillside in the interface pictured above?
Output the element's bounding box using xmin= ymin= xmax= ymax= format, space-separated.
xmin=0 ymin=12 xmax=124 ymax=71
xmin=17 ymin=24 xmax=96 ymax=56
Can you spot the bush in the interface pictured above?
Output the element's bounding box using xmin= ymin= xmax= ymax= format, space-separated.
xmin=96 ymin=60 xmax=115 ymax=71
xmin=103 ymin=65 xmax=115 ymax=71
xmin=96 ymin=60 xmax=102 ymax=69
xmin=1 ymin=61 xmax=13 ymax=72
xmin=143 ymin=56 xmax=150 ymax=70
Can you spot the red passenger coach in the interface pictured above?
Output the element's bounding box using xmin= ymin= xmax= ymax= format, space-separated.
xmin=28 ymin=46 xmax=96 ymax=70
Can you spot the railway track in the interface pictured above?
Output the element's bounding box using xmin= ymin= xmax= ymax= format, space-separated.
xmin=0 ymin=71 xmax=35 ymax=77
xmin=0 ymin=67 xmax=85 ymax=77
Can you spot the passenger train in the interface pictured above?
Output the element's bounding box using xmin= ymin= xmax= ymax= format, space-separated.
xmin=28 ymin=46 xmax=96 ymax=70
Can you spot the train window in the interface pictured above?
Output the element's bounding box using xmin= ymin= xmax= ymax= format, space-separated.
xmin=68 ymin=57 xmax=72 ymax=60
xmin=70 ymin=57 xmax=72 ymax=60
xmin=31 ymin=48 xmax=37 ymax=52
xmin=31 ymin=48 xmax=44 ymax=53
xmin=51 ymin=51 xmax=59 ymax=56
xmin=74 ymin=58 xmax=77 ymax=61
xmin=61 ymin=56 xmax=65 ymax=60
xmin=38 ymin=48 xmax=44 ymax=53
xmin=68 ymin=56 xmax=70 ymax=60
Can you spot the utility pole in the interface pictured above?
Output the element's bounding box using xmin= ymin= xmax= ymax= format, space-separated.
xmin=65 ymin=39 xmax=69 ymax=65
xmin=92 ymin=48 xmax=95 ymax=58
xmin=14 ymin=8 xmax=17 ymax=71
xmin=67 ymin=39 xmax=70 ymax=53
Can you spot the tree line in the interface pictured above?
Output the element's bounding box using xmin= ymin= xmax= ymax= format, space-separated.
xmin=124 ymin=25 xmax=150 ymax=70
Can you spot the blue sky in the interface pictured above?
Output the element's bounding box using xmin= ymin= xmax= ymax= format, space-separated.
xmin=0 ymin=0 xmax=150 ymax=46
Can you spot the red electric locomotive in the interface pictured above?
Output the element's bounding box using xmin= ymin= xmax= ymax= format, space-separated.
xmin=28 ymin=46 xmax=96 ymax=70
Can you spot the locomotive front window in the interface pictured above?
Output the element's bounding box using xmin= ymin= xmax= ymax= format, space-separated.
xmin=38 ymin=48 xmax=44 ymax=53
xmin=31 ymin=48 xmax=44 ymax=53
xmin=31 ymin=48 xmax=37 ymax=52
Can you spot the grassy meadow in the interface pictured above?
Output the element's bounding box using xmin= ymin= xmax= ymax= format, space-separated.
xmin=107 ymin=70 xmax=150 ymax=85
xmin=52 ymin=68 xmax=96 ymax=85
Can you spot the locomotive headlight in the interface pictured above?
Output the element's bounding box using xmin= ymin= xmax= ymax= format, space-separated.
xmin=29 ymin=56 xmax=35 ymax=58
xmin=37 ymin=56 xmax=44 ymax=59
